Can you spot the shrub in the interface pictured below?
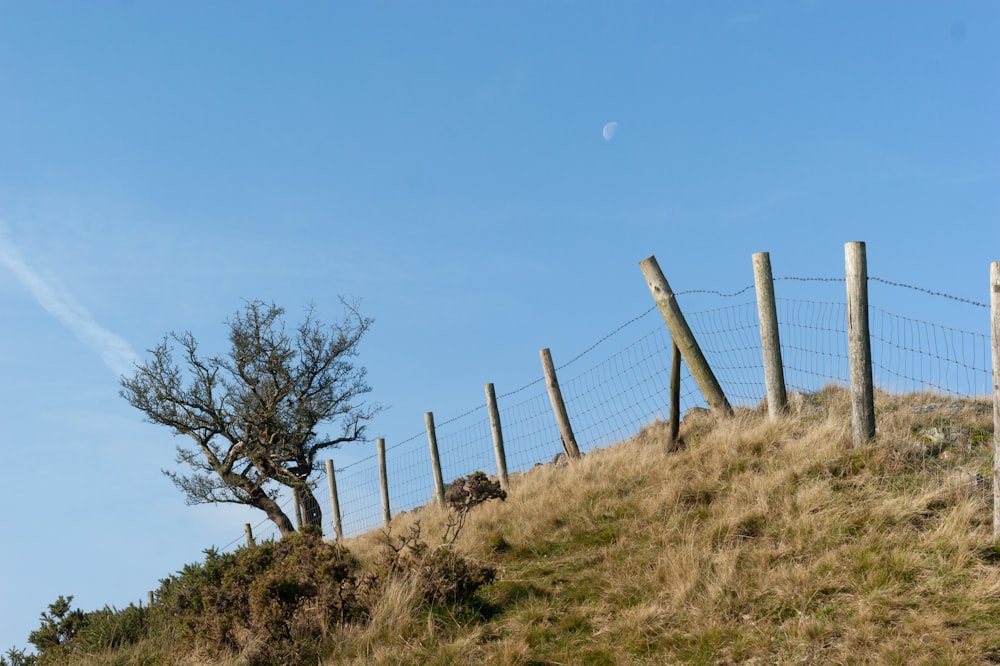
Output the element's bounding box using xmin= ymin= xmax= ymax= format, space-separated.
xmin=28 ymin=595 xmax=87 ymax=660
xmin=369 ymin=521 xmax=496 ymax=609
xmin=20 ymin=506 xmax=498 ymax=664
xmin=442 ymin=471 xmax=507 ymax=544
xmin=445 ymin=471 xmax=506 ymax=513
xmin=74 ymin=604 xmax=149 ymax=654
xmin=0 ymin=647 xmax=36 ymax=666
xmin=413 ymin=544 xmax=496 ymax=606
xmin=154 ymin=532 xmax=363 ymax=663
xmin=22 ymin=596 xmax=149 ymax=663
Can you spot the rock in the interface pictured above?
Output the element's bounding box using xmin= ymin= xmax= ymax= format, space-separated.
xmin=787 ymin=392 xmax=824 ymax=416
xmin=682 ymin=406 xmax=710 ymax=423
xmin=912 ymin=401 xmax=991 ymax=415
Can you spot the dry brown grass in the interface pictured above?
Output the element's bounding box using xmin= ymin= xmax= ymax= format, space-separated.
xmin=318 ymin=386 xmax=1000 ymax=665
xmin=58 ymin=386 xmax=1000 ymax=665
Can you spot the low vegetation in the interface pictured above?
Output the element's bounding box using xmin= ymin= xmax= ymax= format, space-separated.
xmin=6 ymin=386 xmax=1000 ymax=665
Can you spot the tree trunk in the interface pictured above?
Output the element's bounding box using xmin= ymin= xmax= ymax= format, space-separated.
xmin=247 ymin=487 xmax=296 ymax=537
xmin=299 ymin=486 xmax=323 ymax=529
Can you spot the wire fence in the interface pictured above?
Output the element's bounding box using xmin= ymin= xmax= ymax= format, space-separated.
xmin=222 ymin=272 xmax=995 ymax=550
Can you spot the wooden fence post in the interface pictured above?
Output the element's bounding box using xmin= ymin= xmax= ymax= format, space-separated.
xmin=377 ymin=438 xmax=391 ymax=526
xmin=425 ymin=412 xmax=447 ymax=505
xmin=244 ymin=523 xmax=255 ymax=547
xmin=485 ymin=383 xmax=510 ymax=492
xmin=990 ymin=261 xmax=1000 ymax=539
xmin=640 ymin=255 xmax=733 ymax=417
xmin=325 ymin=459 xmax=344 ymax=541
xmin=845 ymin=241 xmax=876 ymax=446
xmin=540 ymin=348 xmax=582 ymax=459
xmin=669 ymin=341 xmax=681 ymax=452
xmin=753 ymin=251 xmax=788 ymax=419
xmin=148 ymin=591 xmax=154 ymax=608
xmin=292 ymin=488 xmax=304 ymax=531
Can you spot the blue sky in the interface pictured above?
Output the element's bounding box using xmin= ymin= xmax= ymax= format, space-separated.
xmin=1 ymin=1 xmax=997 ymax=652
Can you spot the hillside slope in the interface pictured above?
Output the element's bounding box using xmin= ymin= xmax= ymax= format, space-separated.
xmin=339 ymin=387 xmax=1000 ymax=665
xmin=13 ymin=387 xmax=1000 ymax=665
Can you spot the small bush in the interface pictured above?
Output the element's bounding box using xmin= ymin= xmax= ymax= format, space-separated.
xmin=74 ymin=604 xmax=149 ymax=653
xmin=154 ymin=531 xmax=363 ymax=663
xmin=442 ymin=471 xmax=507 ymax=544
xmin=0 ymin=647 xmax=36 ymax=666
xmin=28 ymin=595 xmax=87 ymax=660
xmin=369 ymin=521 xmax=496 ymax=609
xmin=414 ymin=545 xmax=496 ymax=606
xmin=445 ymin=471 xmax=506 ymax=513
xmin=22 ymin=596 xmax=150 ymax=663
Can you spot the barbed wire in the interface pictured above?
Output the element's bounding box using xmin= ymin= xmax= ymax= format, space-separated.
xmin=775 ymin=276 xmax=845 ymax=283
xmin=334 ymin=428 xmax=426 ymax=474
xmin=554 ymin=305 xmax=659 ymax=370
xmin=869 ymin=276 xmax=989 ymax=309
xmin=675 ymin=285 xmax=756 ymax=298
xmin=496 ymin=305 xmax=662 ymax=401
xmin=435 ymin=403 xmax=488 ymax=430
xmin=496 ymin=376 xmax=545 ymax=400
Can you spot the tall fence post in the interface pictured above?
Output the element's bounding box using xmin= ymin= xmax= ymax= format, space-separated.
xmin=640 ymin=256 xmax=733 ymax=417
xmin=325 ymin=459 xmax=344 ymax=541
xmin=668 ymin=341 xmax=682 ymax=452
xmin=540 ymin=348 xmax=582 ymax=459
xmin=845 ymin=241 xmax=876 ymax=446
xmin=990 ymin=261 xmax=1000 ymax=539
xmin=425 ymin=412 xmax=447 ymax=505
xmin=752 ymin=251 xmax=788 ymax=419
xmin=244 ymin=523 xmax=255 ymax=547
xmin=485 ymin=383 xmax=510 ymax=492
xmin=292 ymin=488 xmax=304 ymax=531
xmin=377 ymin=438 xmax=391 ymax=526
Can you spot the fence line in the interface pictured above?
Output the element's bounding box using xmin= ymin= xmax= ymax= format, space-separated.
xmin=221 ymin=257 xmax=995 ymax=550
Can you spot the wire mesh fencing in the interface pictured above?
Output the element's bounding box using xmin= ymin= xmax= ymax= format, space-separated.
xmin=865 ymin=280 xmax=993 ymax=499
xmin=226 ymin=270 xmax=995 ymax=550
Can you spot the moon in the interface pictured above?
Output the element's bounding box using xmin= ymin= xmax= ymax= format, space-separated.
xmin=602 ymin=121 xmax=618 ymax=142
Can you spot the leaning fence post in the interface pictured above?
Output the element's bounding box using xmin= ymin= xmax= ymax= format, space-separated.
xmin=989 ymin=261 xmax=1000 ymax=539
xmin=640 ymin=255 xmax=733 ymax=417
xmin=485 ymin=383 xmax=510 ymax=492
xmin=669 ymin=341 xmax=682 ymax=452
xmin=845 ymin=241 xmax=876 ymax=446
xmin=540 ymin=348 xmax=582 ymax=459
xmin=244 ymin=523 xmax=255 ymax=547
xmin=753 ymin=251 xmax=788 ymax=419
xmin=325 ymin=459 xmax=344 ymax=541
xmin=377 ymin=438 xmax=391 ymax=526
xmin=425 ymin=412 xmax=447 ymax=505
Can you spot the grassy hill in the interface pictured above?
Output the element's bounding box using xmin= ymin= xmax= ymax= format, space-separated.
xmin=10 ymin=386 xmax=1000 ymax=665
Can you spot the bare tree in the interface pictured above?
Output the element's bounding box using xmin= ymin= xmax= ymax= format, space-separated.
xmin=121 ymin=300 xmax=379 ymax=537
